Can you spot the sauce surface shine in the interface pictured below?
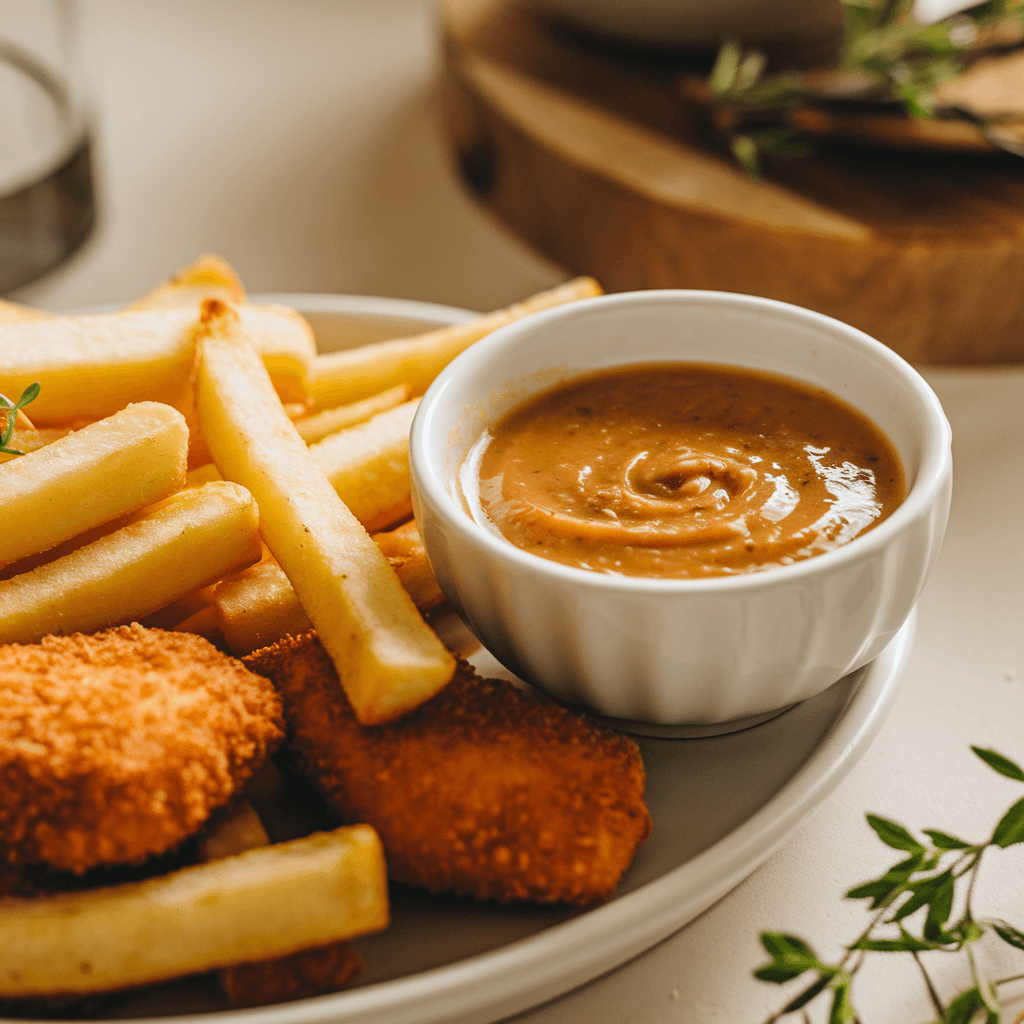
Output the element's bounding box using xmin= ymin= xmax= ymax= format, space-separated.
xmin=464 ymin=363 xmax=905 ymax=579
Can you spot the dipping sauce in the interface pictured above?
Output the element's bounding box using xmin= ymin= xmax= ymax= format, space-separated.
xmin=463 ymin=363 xmax=905 ymax=578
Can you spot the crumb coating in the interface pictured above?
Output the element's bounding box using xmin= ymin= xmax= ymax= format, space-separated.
xmin=0 ymin=624 xmax=284 ymax=874
xmin=246 ymin=632 xmax=651 ymax=904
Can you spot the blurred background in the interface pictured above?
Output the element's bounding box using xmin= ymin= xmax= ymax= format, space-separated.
xmin=9 ymin=0 xmax=565 ymax=313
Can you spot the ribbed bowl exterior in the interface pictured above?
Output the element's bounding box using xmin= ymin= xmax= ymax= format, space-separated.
xmin=411 ymin=290 xmax=952 ymax=725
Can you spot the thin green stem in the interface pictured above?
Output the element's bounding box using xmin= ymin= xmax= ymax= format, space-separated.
xmin=912 ymin=951 xmax=946 ymax=1019
xmin=963 ymin=847 xmax=985 ymax=921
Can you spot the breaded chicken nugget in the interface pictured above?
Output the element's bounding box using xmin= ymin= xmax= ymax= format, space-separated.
xmin=0 ymin=624 xmax=284 ymax=875
xmin=246 ymin=633 xmax=651 ymax=905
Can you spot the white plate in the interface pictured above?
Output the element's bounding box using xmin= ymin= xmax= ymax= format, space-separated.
xmin=17 ymin=296 xmax=914 ymax=1024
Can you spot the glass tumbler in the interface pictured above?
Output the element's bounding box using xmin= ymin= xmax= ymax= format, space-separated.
xmin=0 ymin=0 xmax=94 ymax=293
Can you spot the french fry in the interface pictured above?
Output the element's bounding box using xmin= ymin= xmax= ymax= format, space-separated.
xmin=0 ymin=308 xmax=200 ymax=424
xmin=194 ymin=300 xmax=455 ymax=723
xmin=1 ymin=302 xmax=315 ymax=426
xmin=0 ymin=402 xmax=188 ymax=565
xmin=0 ymin=826 xmax=388 ymax=999
xmin=309 ymin=276 xmax=602 ymax=409
xmin=372 ymin=518 xmax=446 ymax=611
xmin=126 ymin=256 xmax=316 ymax=404
xmin=185 ymin=462 xmax=223 ymax=486
xmin=0 ymin=425 xmax=74 ymax=465
xmin=213 ymin=520 xmax=445 ymax=657
xmin=309 ymin=399 xmax=418 ymax=533
xmin=0 ymin=481 xmax=261 ymax=645
xmin=124 ymin=254 xmax=247 ymax=311
xmin=199 ymin=803 xmax=366 ymax=1009
xmin=294 ymin=384 xmax=409 ymax=444
xmin=214 ymin=561 xmax=313 ymax=657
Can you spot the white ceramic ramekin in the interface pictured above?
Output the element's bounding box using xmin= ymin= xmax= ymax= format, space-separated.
xmin=410 ymin=290 xmax=952 ymax=726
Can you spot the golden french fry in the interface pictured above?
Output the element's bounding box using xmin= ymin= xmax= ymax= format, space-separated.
xmin=168 ymin=603 xmax=221 ymax=640
xmin=0 ymin=481 xmax=261 ymax=645
xmin=309 ymin=276 xmax=602 ymax=409
xmin=0 ymin=825 xmax=389 ymax=999
xmin=194 ymin=300 xmax=454 ymax=723
xmin=372 ymin=518 xmax=446 ymax=611
xmin=214 ymin=561 xmax=313 ymax=657
xmin=198 ymin=801 xmax=270 ymax=862
xmin=294 ymin=384 xmax=410 ymax=444
xmin=124 ymin=254 xmax=247 ymax=311
xmin=0 ymin=308 xmax=200 ymax=424
xmin=0 ymin=402 xmax=188 ymax=565
xmin=0 ymin=425 xmax=74 ymax=466
xmin=215 ymin=520 xmax=445 ymax=658
xmin=185 ymin=462 xmax=223 ymax=486
xmin=196 ymin=805 xmax=366 ymax=1010
xmin=127 ymin=255 xmax=316 ymax=405
xmin=309 ymin=399 xmax=418 ymax=533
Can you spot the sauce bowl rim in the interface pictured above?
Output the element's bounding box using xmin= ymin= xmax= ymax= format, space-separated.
xmin=410 ymin=288 xmax=952 ymax=594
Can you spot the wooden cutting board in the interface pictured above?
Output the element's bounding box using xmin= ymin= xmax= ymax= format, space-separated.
xmin=440 ymin=0 xmax=1024 ymax=364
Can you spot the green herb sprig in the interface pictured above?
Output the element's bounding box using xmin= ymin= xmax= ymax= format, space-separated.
xmin=0 ymin=382 xmax=41 ymax=456
xmin=707 ymin=0 xmax=1024 ymax=175
xmin=757 ymin=746 xmax=1024 ymax=1023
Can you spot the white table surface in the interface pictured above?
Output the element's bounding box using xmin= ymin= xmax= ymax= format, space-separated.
xmin=11 ymin=2 xmax=1024 ymax=1022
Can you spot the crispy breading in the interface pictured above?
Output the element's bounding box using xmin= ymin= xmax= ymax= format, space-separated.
xmin=245 ymin=633 xmax=651 ymax=905
xmin=0 ymin=624 xmax=284 ymax=875
xmin=220 ymin=942 xmax=365 ymax=1008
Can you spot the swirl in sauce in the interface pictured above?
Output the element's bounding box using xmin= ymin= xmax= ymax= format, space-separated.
xmin=462 ymin=363 xmax=905 ymax=578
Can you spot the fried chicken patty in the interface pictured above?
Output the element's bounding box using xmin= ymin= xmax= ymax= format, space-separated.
xmin=246 ymin=632 xmax=651 ymax=905
xmin=0 ymin=624 xmax=284 ymax=875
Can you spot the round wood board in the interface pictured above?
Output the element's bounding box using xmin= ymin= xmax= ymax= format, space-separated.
xmin=440 ymin=0 xmax=1024 ymax=364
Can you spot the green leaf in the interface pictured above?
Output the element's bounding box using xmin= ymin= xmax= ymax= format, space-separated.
xmin=15 ymin=381 xmax=40 ymax=410
xmin=972 ymin=747 xmax=1024 ymax=783
xmin=924 ymin=829 xmax=971 ymax=850
xmin=923 ymin=872 xmax=955 ymax=941
xmin=848 ymin=852 xmax=923 ymax=908
xmin=890 ymin=875 xmax=941 ymax=922
xmin=944 ymin=986 xmax=997 ymax=1024
xmin=755 ymin=932 xmax=823 ymax=983
xmin=709 ymin=40 xmax=742 ymax=95
xmin=866 ymin=814 xmax=925 ymax=853
xmin=992 ymin=796 xmax=1024 ymax=848
xmin=829 ymin=981 xmax=857 ymax=1024
xmin=729 ymin=135 xmax=761 ymax=179
xmin=992 ymin=920 xmax=1024 ymax=950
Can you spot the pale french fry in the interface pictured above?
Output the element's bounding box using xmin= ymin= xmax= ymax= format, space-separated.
xmin=214 ymin=561 xmax=313 ymax=657
xmin=309 ymin=276 xmax=602 ymax=409
xmin=294 ymin=384 xmax=409 ymax=444
xmin=124 ymin=254 xmax=247 ymax=311
xmin=185 ymin=462 xmax=223 ymax=486
xmin=237 ymin=304 xmax=317 ymax=404
xmin=0 ymin=481 xmax=261 ymax=645
xmin=0 ymin=308 xmax=200 ymax=424
xmin=198 ymin=801 xmax=270 ymax=861
xmin=0 ymin=402 xmax=188 ymax=565
xmin=197 ymin=804 xmax=365 ymax=1010
xmin=169 ymin=603 xmax=221 ymax=641
xmin=127 ymin=255 xmax=315 ymax=405
xmin=215 ymin=522 xmax=445 ymax=657
xmin=0 ymin=826 xmax=389 ymax=999
xmin=194 ymin=300 xmax=455 ymax=723
xmin=140 ymin=582 xmax=218 ymax=630
xmin=372 ymin=518 xmax=446 ymax=611
xmin=309 ymin=399 xmax=418 ymax=533
xmin=0 ymin=425 xmax=74 ymax=465
xmin=0 ymin=298 xmax=54 ymax=324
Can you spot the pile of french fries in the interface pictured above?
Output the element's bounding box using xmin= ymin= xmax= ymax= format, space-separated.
xmin=0 ymin=256 xmax=601 ymax=1003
